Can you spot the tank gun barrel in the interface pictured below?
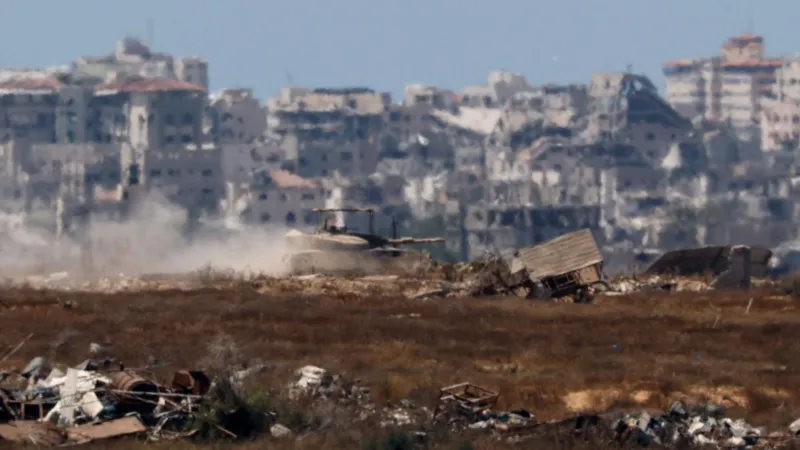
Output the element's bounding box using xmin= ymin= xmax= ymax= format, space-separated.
xmin=387 ymin=237 xmax=445 ymax=245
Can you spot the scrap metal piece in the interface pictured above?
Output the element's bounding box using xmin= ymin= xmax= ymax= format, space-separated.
xmin=66 ymin=416 xmax=147 ymax=443
xmin=171 ymin=370 xmax=210 ymax=396
xmin=107 ymin=370 xmax=161 ymax=414
xmin=434 ymin=382 xmax=499 ymax=421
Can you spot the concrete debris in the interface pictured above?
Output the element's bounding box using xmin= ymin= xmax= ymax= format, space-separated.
xmin=605 ymin=402 xmax=773 ymax=448
xmin=269 ymin=423 xmax=292 ymax=438
xmin=292 ymin=365 xmax=328 ymax=391
xmin=789 ymin=417 xmax=800 ymax=435
xmin=609 ymin=275 xmax=712 ymax=294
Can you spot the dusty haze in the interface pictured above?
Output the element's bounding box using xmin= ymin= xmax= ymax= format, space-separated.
xmin=0 ymin=193 xmax=294 ymax=279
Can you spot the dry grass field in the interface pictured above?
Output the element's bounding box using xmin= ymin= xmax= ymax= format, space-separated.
xmin=2 ymin=279 xmax=800 ymax=449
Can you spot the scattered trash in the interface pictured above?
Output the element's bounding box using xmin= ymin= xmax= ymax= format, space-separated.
xmin=0 ymin=355 xmax=221 ymax=446
xmin=1 ymin=353 xmax=798 ymax=448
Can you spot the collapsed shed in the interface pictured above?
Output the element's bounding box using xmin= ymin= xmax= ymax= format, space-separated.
xmin=510 ymin=229 xmax=609 ymax=299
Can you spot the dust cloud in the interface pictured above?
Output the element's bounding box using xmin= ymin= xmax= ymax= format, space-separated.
xmin=0 ymin=192 xmax=295 ymax=279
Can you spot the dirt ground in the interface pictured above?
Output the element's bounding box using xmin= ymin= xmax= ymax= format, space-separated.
xmin=2 ymin=279 xmax=800 ymax=449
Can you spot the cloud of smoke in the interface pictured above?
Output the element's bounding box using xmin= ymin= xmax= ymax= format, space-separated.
xmin=0 ymin=192 xmax=295 ymax=279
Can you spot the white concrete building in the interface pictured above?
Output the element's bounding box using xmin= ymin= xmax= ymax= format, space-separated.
xmin=226 ymin=169 xmax=325 ymax=227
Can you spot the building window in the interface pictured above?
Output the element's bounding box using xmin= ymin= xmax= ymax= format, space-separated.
xmin=202 ymin=188 xmax=213 ymax=195
xmin=260 ymin=213 xmax=271 ymax=223
xmin=302 ymin=193 xmax=315 ymax=201
xmin=258 ymin=193 xmax=268 ymax=200
xmin=280 ymin=193 xmax=287 ymax=202
xmin=128 ymin=164 xmax=140 ymax=185
xmin=150 ymin=169 xmax=161 ymax=177
xmin=201 ymin=169 xmax=213 ymax=176
xmin=181 ymin=135 xmax=193 ymax=143
xmin=165 ymin=135 xmax=175 ymax=144
xmin=285 ymin=212 xmax=296 ymax=225
xmin=340 ymin=151 xmax=353 ymax=161
xmin=645 ymin=132 xmax=655 ymax=141
xmin=167 ymin=169 xmax=179 ymax=176
xmin=183 ymin=113 xmax=193 ymax=125
xmin=165 ymin=114 xmax=174 ymax=125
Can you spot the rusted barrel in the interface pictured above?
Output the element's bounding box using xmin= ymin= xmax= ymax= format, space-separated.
xmin=107 ymin=371 xmax=159 ymax=414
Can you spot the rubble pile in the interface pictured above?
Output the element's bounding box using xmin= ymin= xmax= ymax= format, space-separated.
xmin=0 ymin=356 xmax=234 ymax=446
xmin=287 ymin=365 xmax=432 ymax=429
xmin=609 ymin=275 xmax=713 ymax=294
xmin=608 ymin=402 xmax=779 ymax=448
xmin=3 ymin=357 xmax=800 ymax=448
xmin=430 ymin=386 xmax=799 ymax=449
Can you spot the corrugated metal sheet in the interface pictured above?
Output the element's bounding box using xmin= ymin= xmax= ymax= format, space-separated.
xmin=646 ymin=246 xmax=729 ymax=276
xmin=517 ymin=229 xmax=602 ymax=280
xmin=645 ymin=245 xmax=773 ymax=277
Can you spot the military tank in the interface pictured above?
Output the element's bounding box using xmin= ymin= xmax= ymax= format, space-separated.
xmin=282 ymin=208 xmax=445 ymax=275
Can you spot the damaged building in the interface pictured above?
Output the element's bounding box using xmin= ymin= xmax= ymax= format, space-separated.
xmin=224 ymin=169 xmax=324 ymax=228
xmin=266 ymin=87 xmax=388 ymax=177
xmin=122 ymin=143 xmax=223 ymax=218
xmin=207 ymin=88 xmax=266 ymax=144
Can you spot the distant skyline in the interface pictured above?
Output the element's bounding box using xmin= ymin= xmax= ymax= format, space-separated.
xmin=0 ymin=0 xmax=792 ymax=100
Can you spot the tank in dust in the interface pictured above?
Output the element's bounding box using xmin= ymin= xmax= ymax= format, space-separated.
xmin=282 ymin=207 xmax=445 ymax=275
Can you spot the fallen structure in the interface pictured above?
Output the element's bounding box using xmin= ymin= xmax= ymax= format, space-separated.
xmin=507 ymin=229 xmax=609 ymax=302
xmin=645 ymin=245 xmax=773 ymax=289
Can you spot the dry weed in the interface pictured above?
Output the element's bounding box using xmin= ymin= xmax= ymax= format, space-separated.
xmin=1 ymin=284 xmax=800 ymax=448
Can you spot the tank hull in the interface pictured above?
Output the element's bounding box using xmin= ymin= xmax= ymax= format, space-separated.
xmin=284 ymin=249 xmax=431 ymax=275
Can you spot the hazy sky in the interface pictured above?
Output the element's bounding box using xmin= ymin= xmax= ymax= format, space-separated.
xmin=0 ymin=0 xmax=794 ymax=100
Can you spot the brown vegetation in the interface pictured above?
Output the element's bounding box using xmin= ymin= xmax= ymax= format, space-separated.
xmin=2 ymin=282 xmax=800 ymax=448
